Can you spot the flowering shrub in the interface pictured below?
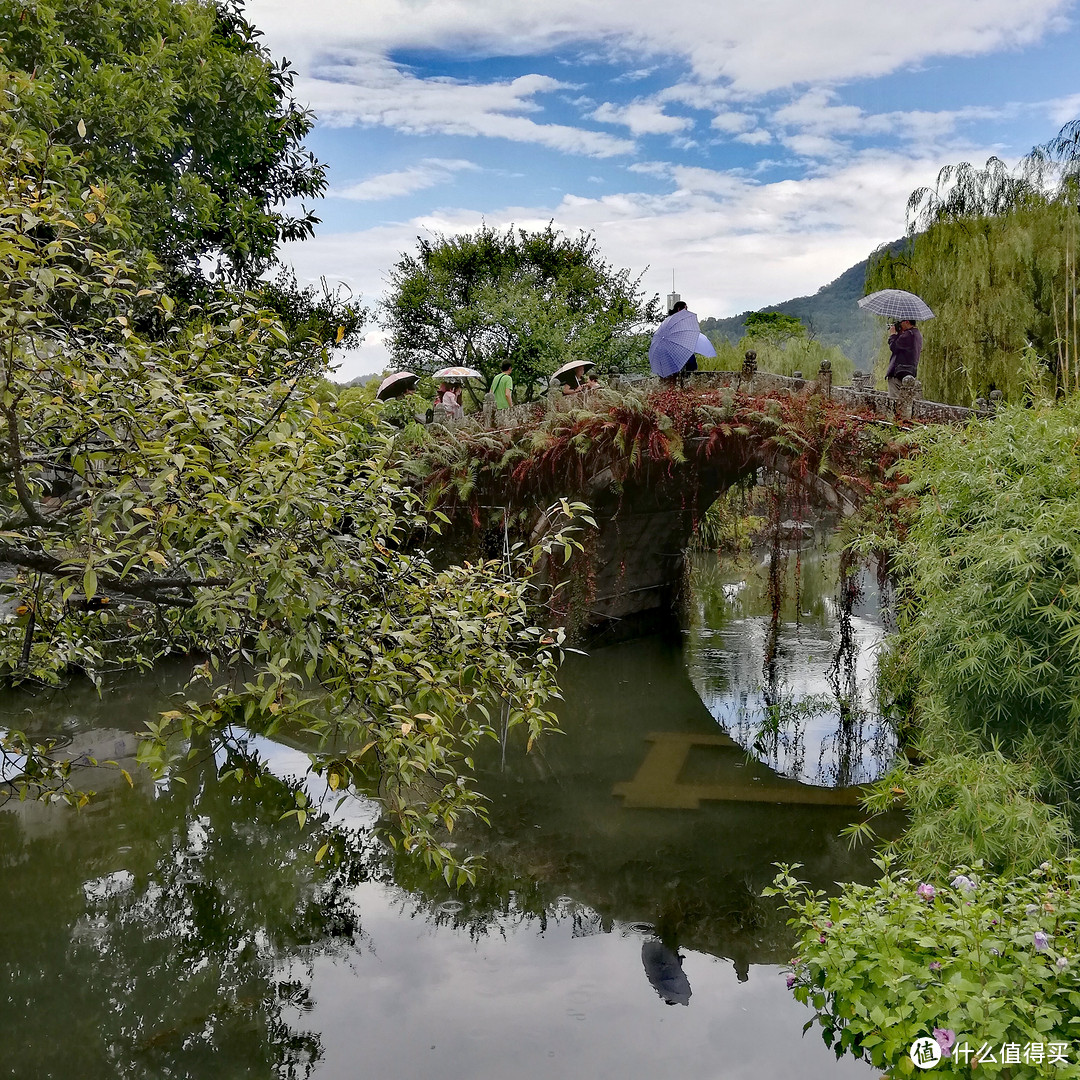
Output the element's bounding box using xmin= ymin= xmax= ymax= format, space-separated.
xmin=765 ymin=858 xmax=1080 ymax=1077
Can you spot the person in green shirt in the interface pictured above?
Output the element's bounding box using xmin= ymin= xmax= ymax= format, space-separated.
xmin=490 ymin=360 xmax=513 ymax=410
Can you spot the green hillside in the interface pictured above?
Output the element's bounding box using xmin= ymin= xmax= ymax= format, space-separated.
xmin=701 ymin=240 xmax=906 ymax=368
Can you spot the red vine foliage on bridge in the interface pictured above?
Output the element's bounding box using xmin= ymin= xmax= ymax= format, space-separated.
xmin=406 ymin=385 xmax=916 ymax=526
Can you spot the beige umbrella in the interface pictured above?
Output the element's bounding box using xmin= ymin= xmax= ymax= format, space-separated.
xmin=551 ymin=359 xmax=594 ymax=385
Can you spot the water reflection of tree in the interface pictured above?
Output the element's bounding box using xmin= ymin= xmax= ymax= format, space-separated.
xmin=686 ymin=529 xmax=893 ymax=787
xmin=0 ymin=759 xmax=376 ymax=1079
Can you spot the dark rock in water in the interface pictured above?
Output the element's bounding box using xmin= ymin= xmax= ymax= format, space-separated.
xmin=641 ymin=940 xmax=692 ymax=1006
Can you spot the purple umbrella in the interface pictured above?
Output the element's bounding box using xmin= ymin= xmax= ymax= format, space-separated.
xmin=649 ymin=308 xmax=701 ymax=376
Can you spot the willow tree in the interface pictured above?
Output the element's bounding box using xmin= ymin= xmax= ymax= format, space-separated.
xmin=866 ymin=147 xmax=1080 ymax=404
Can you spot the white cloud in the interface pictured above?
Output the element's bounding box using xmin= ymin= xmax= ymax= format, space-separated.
xmin=614 ymin=66 xmax=657 ymax=83
xmin=781 ymin=133 xmax=849 ymax=159
xmin=332 ymin=158 xmax=480 ymax=201
xmin=658 ymin=82 xmax=737 ymax=111
xmin=711 ymin=110 xmax=757 ymax=134
xmin=736 ymin=129 xmax=773 ymax=145
xmin=1047 ymin=93 xmax=1080 ymax=126
xmin=772 ymin=87 xmax=1021 ymax=153
xmin=248 ymin=0 xmax=1072 ymax=96
xmin=592 ymin=99 xmax=691 ymax=135
xmin=295 ymin=57 xmax=635 ymax=157
xmin=281 ymin=149 xmax=977 ymax=380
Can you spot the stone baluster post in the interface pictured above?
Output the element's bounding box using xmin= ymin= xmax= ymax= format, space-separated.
xmin=817 ymin=358 xmax=833 ymax=399
xmin=741 ymin=350 xmax=757 ymax=393
xmin=897 ymin=375 xmax=917 ymax=421
xmin=482 ymin=391 xmax=495 ymax=428
xmin=989 ymin=389 xmax=1004 ymax=412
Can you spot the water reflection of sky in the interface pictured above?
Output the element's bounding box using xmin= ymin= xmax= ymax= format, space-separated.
xmin=0 ymin=605 xmax=885 ymax=1078
xmin=292 ymin=884 xmax=872 ymax=1080
xmin=685 ymin=547 xmax=896 ymax=787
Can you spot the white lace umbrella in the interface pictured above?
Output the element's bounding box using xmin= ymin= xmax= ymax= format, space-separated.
xmin=432 ymin=366 xmax=483 ymax=379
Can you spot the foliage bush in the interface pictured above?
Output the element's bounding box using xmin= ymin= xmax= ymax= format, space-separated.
xmin=699 ymin=332 xmax=855 ymax=385
xmin=0 ymin=112 xmax=578 ymax=874
xmin=892 ymin=402 xmax=1080 ymax=811
xmin=768 ymin=858 xmax=1080 ymax=1078
xmin=852 ymin=750 xmax=1072 ymax=879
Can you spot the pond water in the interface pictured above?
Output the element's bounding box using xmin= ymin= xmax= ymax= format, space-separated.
xmin=0 ymin=537 xmax=891 ymax=1079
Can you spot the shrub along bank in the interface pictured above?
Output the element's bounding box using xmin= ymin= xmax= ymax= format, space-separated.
xmin=777 ymin=400 xmax=1080 ymax=1075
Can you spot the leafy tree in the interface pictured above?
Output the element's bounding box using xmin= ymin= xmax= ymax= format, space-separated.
xmin=252 ymin=266 xmax=369 ymax=371
xmin=2 ymin=0 xmax=325 ymax=294
xmin=381 ymin=223 xmax=661 ymax=397
xmin=0 ymin=126 xmax=577 ymax=870
xmin=743 ymin=310 xmax=806 ymax=346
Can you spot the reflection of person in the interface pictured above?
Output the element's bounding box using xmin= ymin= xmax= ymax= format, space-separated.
xmin=886 ymin=320 xmax=923 ymax=397
xmin=490 ymin=361 xmax=513 ymax=410
xmin=641 ymin=940 xmax=692 ymax=1006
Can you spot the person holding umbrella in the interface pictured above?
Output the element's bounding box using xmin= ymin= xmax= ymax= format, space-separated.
xmin=886 ymin=320 xmax=923 ymax=398
xmin=550 ymin=358 xmax=593 ymax=395
xmin=857 ymin=289 xmax=933 ymax=398
xmin=648 ymin=301 xmax=708 ymax=379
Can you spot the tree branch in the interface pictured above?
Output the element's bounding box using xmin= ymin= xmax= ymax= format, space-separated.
xmin=0 ymin=542 xmax=230 ymax=608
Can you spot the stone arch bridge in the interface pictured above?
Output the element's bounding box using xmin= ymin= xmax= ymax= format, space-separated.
xmin=422 ymin=359 xmax=992 ymax=634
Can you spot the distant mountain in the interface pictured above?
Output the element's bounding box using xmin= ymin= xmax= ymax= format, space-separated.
xmin=701 ymin=239 xmax=907 ymax=368
xmin=334 ymin=371 xmax=381 ymax=388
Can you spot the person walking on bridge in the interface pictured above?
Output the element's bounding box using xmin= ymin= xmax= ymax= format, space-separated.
xmin=490 ymin=360 xmax=513 ymax=410
xmin=886 ymin=320 xmax=923 ymax=397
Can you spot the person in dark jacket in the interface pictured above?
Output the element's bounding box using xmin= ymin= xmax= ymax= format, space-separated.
xmin=886 ymin=320 xmax=923 ymax=396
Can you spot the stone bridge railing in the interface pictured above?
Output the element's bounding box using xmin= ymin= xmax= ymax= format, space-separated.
xmin=430 ymin=355 xmax=999 ymax=429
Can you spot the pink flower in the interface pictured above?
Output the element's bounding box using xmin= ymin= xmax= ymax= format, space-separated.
xmin=917 ymin=883 xmax=936 ymax=900
xmin=1034 ymin=931 xmax=1050 ymax=952
xmin=786 ymin=974 xmax=797 ymax=989
xmin=934 ymin=1029 xmax=956 ymax=1058
xmin=929 ymin=961 xmax=942 ymax=972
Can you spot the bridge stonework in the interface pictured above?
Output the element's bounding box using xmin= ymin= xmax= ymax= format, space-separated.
xmin=423 ymin=362 xmax=987 ymax=635
xmin=564 ymin=437 xmax=857 ymax=629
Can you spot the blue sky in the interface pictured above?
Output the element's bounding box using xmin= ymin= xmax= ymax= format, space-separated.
xmin=247 ymin=0 xmax=1080 ymax=378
